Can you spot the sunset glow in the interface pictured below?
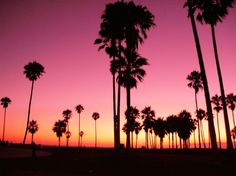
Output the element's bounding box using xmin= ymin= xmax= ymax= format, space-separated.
xmin=0 ymin=0 xmax=236 ymax=148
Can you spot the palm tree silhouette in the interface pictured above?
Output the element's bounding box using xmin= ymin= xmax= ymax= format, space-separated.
xmin=92 ymin=112 xmax=100 ymax=148
xmin=177 ymin=110 xmax=195 ymax=149
xmin=65 ymin=131 xmax=71 ymax=148
xmin=195 ymin=0 xmax=234 ymax=150
xmin=141 ymin=106 xmax=155 ymax=149
xmin=28 ymin=120 xmax=38 ymax=144
xmin=166 ymin=115 xmax=178 ymax=149
xmin=184 ymin=0 xmax=217 ymax=149
xmin=23 ymin=61 xmax=45 ymax=144
xmin=211 ymin=94 xmax=223 ymax=149
xmin=52 ymin=120 xmax=66 ymax=147
xmin=118 ymin=50 xmax=148 ymax=149
xmin=75 ymin=104 xmax=84 ymax=147
xmin=79 ymin=131 xmax=84 ymax=147
xmin=96 ymin=0 xmax=155 ymax=150
xmin=153 ymin=118 xmax=167 ymax=149
xmin=187 ymin=70 xmax=203 ymax=148
xmin=134 ymin=121 xmax=142 ymax=149
xmin=226 ymin=93 xmax=236 ymax=147
xmin=124 ymin=106 xmax=140 ymax=148
xmin=1 ymin=97 xmax=11 ymax=142
xmin=226 ymin=93 xmax=236 ymax=129
xmin=196 ymin=108 xmax=207 ymax=148
xmin=95 ymin=1 xmax=126 ymax=149
xmin=62 ymin=109 xmax=72 ymax=146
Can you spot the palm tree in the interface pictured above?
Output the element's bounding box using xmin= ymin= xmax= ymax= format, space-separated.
xmin=95 ymin=1 xmax=126 ymax=149
xmin=63 ymin=109 xmax=72 ymax=129
xmin=177 ymin=110 xmax=195 ymax=149
xmin=134 ymin=121 xmax=142 ymax=149
xmin=211 ymin=94 xmax=223 ymax=148
xmin=118 ymin=50 xmax=149 ymax=149
xmin=79 ymin=131 xmax=84 ymax=147
xmin=0 ymin=97 xmax=11 ymax=142
xmin=28 ymin=120 xmax=38 ymax=144
xmin=141 ymin=106 xmax=155 ymax=149
xmin=23 ymin=61 xmax=45 ymax=144
xmin=92 ymin=112 xmax=100 ymax=148
xmin=124 ymin=106 xmax=140 ymax=148
xmin=226 ymin=93 xmax=236 ymax=147
xmin=187 ymin=70 xmax=203 ymax=148
xmin=195 ymin=0 xmax=234 ymax=150
xmin=96 ymin=1 xmax=155 ymax=150
xmin=52 ymin=120 xmax=67 ymax=147
xmin=166 ymin=115 xmax=178 ymax=149
xmin=75 ymin=104 xmax=84 ymax=147
xmin=65 ymin=131 xmax=71 ymax=148
xmin=196 ymin=108 xmax=207 ymax=148
xmin=226 ymin=93 xmax=236 ymax=128
xmin=184 ymin=0 xmax=217 ymax=149
xmin=153 ymin=118 xmax=167 ymax=149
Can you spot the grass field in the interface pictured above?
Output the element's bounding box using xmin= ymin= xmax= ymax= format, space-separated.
xmin=0 ymin=145 xmax=236 ymax=176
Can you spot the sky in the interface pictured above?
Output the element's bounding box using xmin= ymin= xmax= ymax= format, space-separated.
xmin=0 ymin=0 xmax=236 ymax=148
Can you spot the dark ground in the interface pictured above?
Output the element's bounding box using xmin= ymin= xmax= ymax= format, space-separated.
xmin=0 ymin=145 xmax=236 ymax=176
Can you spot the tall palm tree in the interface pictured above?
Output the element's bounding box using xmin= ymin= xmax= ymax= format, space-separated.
xmin=28 ymin=120 xmax=38 ymax=144
xmin=141 ymin=106 xmax=155 ymax=149
xmin=23 ymin=61 xmax=45 ymax=144
xmin=52 ymin=120 xmax=67 ymax=147
xmin=184 ymin=0 xmax=217 ymax=149
xmin=187 ymin=70 xmax=203 ymax=148
xmin=95 ymin=1 xmax=126 ymax=149
xmin=92 ymin=112 xmax=100 ymax=148
xmin=75 ymin=104 xmax=84 ymax=147
xmin=118 ymin=50 xmax=148 ymax=149
xmin=96 ymin=1 xmax=155 ymax=150
xmin=166 ymin=115 xmax=178 ymax=149
xmin=226 ymin=93 xmax=236 ymax=147
xmin=195 ymin=0 xmax=234 ymax=150
xmin=1 ymin=97 xmax=11 ymax=142
xmin=211 ymin=94 xmax=223 ymax=148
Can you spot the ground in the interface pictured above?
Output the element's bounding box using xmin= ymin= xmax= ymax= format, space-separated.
xmin=0 ymin=145 xmax=236 ymax=176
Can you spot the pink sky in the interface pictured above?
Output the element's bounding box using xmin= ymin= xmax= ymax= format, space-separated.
xmin=0 ymin=0 xmax=236 ymax=148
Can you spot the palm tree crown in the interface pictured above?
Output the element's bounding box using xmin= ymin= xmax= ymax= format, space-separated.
xmin=187 ymin=70 xmax=203 ymax=94
xmin=28 ymin=120 xmax=39 ymax=135
xmin=92 ymin=112 xmax=100 ymax=120
xmin=75 ymin=105 xmax=84 ymax=114
xmin=24 ymin=61 xmax=45 ymax=81
xmin=1 ymin=97 xmax=12 ymax=108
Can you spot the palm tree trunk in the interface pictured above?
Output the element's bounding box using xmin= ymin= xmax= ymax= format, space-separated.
xmin=168 ymin=134 xmax=170 ymax=149
xmin=194 ymin=92 xmax=201 ymax=149
xmin=126 ymin=85 xmax=131 ymax=149
xmin=188 ymin=4 xmax=217 ymax=149
xmin=193 ymin=130 xmax=196 ymax=148
xmin=216 ymin=112 xmax=222 ymax=149
xmin=31 ymin=133 xmax=34 ymax=144
xmin=58 ymin=136 xmax=61 ymax=148
xmin=231 ymin=110 xmax=236 ymax=148
xmin=211 ymin=24 xmax=233 ymax=150
xmin=78 ymin=113 xmax=80 ymax=147
xmin=175 ymin=132 xmax=178 ymax=149
xmin=95 ymin=120 xmax=97 ymax=148
xmin=232 ymin=110 xmax=236 ymax=128
xmin=146 ymin=131 xmax=148 ymax=149
xmin=66 ymin=138 xmax=69 ymax=148
xmin=200 ymin=120 xmax=206 ymax=149
xmin=136 ymin=134 xmax=138 ymax=149
xmin=23 ymin=80 xmax=35 ymax=144
xmin=117 ymin=74 xmax=121 ymax=148
xmin=2 ymin=108 xmax=6 ymax=141
xmin=112 ymin=64 xmax=117 ymax=149
xmin=81 ymin=136 xmax=83 ymax=147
